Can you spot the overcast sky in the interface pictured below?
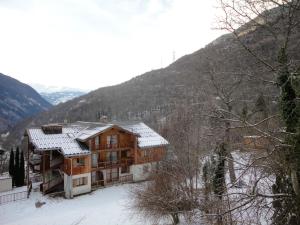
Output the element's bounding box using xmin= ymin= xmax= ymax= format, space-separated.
xmin=0 ymin=0 xmax=224 ymax=91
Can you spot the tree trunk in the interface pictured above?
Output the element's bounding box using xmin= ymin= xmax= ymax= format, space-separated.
xmin=227 ymin=153 xmax=236 ymax=185
xmin=225 ymin=117 xmax=236 ymax=184
xmin=171 ymin=213 xmax=179 ymax=225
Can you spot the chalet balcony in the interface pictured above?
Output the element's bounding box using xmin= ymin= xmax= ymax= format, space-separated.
xmin=94 ymin=143 xmax=134 ymax=151
xmin=95 ymin=157 xmax=134 ymax=169
xmin=72 ymin=165 xmax=88 ymax=174
xmin=29 ymin=153 xmax=41 ymax=165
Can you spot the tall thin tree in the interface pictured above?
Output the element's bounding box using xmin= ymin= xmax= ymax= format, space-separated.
xmin=14 ymin=147 xmax=20 ymax=187
xmin=8 ymin=148 xmax=14 ymax=186
xmin=19 ymin=151 xmax=25 ymax=186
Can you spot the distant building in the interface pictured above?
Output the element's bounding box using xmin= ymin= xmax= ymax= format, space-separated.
xmin=243 ymin=135 xmax=270 ymax=150
xmin=24 ymin=121 xmax=168 ymax=198
xmin=0 ymin=173 xmax=12 ymax=193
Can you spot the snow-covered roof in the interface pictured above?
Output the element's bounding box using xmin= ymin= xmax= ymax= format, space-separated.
xmin=76 ymin=125 xmax=114 ymax=141
xmin=27 ymin=126 xmax=90 ymax=156
xmin=26 ymin=121 xmax=168 ymax=156
xmin=119 ymin=122 xmax=169 ymax=148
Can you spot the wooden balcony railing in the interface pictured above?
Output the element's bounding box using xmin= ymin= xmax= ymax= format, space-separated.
xmin=29 ymin=155 xmax=41 ymax=165
xmin=94 ymin=143 xmax=134 ymax=151
xmin=95 ymin=158 xmax=134 ymax=169
xmin=72 ymin=166 xmax=88 ymax=174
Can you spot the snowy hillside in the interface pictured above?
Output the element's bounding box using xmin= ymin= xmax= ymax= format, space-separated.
xmin=30 ymin=84 xmax=88 ymax=94
xmin=40 ymin=91 xmax=87 ymax=105
xmin=0 ymin=184 xmax=148 ymax=225
xmin=30 ymin=84 xmax=88 ymax=105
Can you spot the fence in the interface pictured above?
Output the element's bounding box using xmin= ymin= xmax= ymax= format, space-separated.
xmin=0 ymin=191 xmax=27 ymax=205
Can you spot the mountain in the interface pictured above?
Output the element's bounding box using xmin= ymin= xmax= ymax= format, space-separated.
xmin=30 ymin=83 xmax=88 ymax=93
xmin=0 ymin=73 xmax=52 ymax=133
xmin=40 ymin=91 xmax=87 ymax=105
xmin=30 ymin=84 xmax=88 ymax=105
xmin=4 ymin=6 xmax=300 ymax=146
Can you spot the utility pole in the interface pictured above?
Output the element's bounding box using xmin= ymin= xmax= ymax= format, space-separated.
xmin=172 ymin=51 xmax=176 ymax=63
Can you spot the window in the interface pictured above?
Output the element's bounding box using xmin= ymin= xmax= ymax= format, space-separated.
xmin=92 ymin=153 xmax=98 ymax=168
xmin=121 ymin=150 xmax=130 ymax=158
xmin=107 ymin=135 xmax=118 ymax=147
xmin=121 ymin=165 xmax=130 ymax=174
xmin=72 ymin=177 xmax=88 ymax=187
xmin=106 ymin=168 xmax=118 ymax=182
xmin=73 ymin=158 xmax=85 ymax=167
xmin=142 ymin=149 xmax=150 ymax=157
xmin=106 ymin=152 xmax=117 ymax=162
xmin=91 ymin=171 xmax=96 ymax=183
xmin=95 ymin=136 xmax=100 ymax=148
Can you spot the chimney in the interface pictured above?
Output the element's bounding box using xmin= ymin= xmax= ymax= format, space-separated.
xmin=41 ymin=124 xmax=62 ymax=134
xmin=100 ymin=115 xmax=108 ymax=123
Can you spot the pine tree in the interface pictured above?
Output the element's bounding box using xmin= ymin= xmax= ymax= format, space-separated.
xmin=19 ymin=151 xmax=25 ymax=186
xmin=8 ymin=148 xmax=14 ymax=187
xmin=14 ymin=147 xmax=20 ymax=187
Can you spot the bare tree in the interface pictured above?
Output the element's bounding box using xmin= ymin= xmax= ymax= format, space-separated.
xmin=131 ymin=107 xmax=208 ymax=225
xmin=213 ymin=0 xmax=300 ymax=224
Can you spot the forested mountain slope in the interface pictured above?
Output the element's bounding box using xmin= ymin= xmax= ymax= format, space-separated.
xmin=0 ymin=73 xmax=52 ymax=133
xmin=4 ymin=6 xmax=300 ymax=146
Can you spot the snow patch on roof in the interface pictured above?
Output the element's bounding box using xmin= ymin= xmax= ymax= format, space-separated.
xmin=27 ymin=127 xmax=90 ymax=156
xmin=120 ymin=122 xmax=169 ymax=148
xmin=76 ymin=125 xmax=113 ymax=141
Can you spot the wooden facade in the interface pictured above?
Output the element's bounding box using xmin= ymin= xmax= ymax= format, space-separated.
xmin=243 ymin=136 xmax=270 ymax=150
xmin=63 ymin=155 xmax=91 ymax=176
xmin=26 ymin=123 xmax=167 ymax=196
xmin=83 ymin=126 xmax=166 ymax=168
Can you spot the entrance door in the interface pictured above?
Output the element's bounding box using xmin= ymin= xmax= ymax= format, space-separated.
xmin=92 ymin=171 xmax=104 ymax=186
xmin=106 ymin=168 xmax=119 ymax=183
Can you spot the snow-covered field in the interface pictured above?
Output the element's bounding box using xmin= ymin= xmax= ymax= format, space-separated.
xmin=0 ymin=184 xmax=147 ymax=225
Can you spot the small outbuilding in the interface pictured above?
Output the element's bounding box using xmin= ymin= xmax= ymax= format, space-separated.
xmin=0 ymin=173 xmax=12 ymax=192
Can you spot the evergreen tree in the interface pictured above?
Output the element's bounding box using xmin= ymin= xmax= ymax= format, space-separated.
xmin=255 ymin=94 xmax=267 ymax=114
xmin=272 ymin=48 xmax=300 ymax=224
xmin=19 ymin=151 xmax=25 ymax=186
xmin=8 ymin=148 xmax=14 ymax=187
xmin=213 ymin=144 xmax=226 ymax=199
xmin=14 ymin=147 xmax=20 ymax=187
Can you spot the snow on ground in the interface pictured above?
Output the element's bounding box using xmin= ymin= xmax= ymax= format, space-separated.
xmin=0 ymin=184 xmax=148 ymax=225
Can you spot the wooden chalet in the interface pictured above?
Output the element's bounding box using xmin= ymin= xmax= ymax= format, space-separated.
xmin=25 ymin=121 xmax=168 ymax=198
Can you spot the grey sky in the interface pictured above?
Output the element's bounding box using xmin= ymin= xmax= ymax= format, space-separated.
xmin=0 ymin=0 xmax=224 ymax=90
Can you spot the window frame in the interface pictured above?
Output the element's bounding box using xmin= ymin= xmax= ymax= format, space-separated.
xmin=72 ymin=177 xmax=88 ymax=187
